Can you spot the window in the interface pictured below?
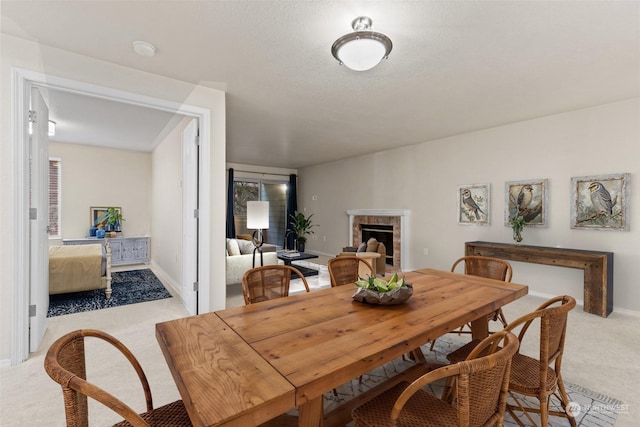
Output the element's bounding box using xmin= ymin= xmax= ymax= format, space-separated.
xmin=48 ymin=158 xmax=61 ymax=238
xmin=234 ymin=180 xmax=288 ymax=247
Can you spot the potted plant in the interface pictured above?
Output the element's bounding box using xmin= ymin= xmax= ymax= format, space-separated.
xmin=509 ymin=215 xmax=526 ymax=244
xmin=288 ymin=211 xmax=317 ymax=252
xmin=96 ymin=207 xmax=124 ymax=233
xmin=107 ymin=207 xmax=124 ymax=232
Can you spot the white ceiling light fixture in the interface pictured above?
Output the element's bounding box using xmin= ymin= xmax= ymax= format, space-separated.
xmin=331 ymin=16 xmax=392 ymax=72
xmin=132 ymin=40 xmax=156 ymax=57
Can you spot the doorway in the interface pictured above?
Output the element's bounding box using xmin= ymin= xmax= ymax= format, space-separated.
xmin=12 ymin=68 xmax=212 ymax=363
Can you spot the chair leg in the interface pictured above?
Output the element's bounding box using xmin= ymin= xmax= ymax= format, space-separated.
xmin=508 ymin=387 xmax=578 ymax=427
xmin=540 ymin=393 xmax=549 ymax=427
xmin=402 ymin=347 xmax=427 ymax=363
xmin=506 ymin=405 xmax=527 ymax=427
xmin=496 ymin=308 xmax=508 ymax=328
xmin=507 ymin=391 xmax=538 ymax=427
xmin=441 ymin=377 xmax=456 ymax=404
xmin=553 ymin=375 xmax=578 ymax=427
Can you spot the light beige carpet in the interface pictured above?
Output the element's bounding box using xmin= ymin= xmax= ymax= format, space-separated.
xmin=1 ymin=263 xmax=638 ymax=426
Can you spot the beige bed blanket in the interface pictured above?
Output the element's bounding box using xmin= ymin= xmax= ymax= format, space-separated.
xmin=49 ymin=244 xmax=104 ymax=294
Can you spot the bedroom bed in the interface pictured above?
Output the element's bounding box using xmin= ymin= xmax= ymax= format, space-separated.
xmin=48 ymin=242 xmax=113 ymax=298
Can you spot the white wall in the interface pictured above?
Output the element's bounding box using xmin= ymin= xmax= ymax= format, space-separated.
xmin=299 ymin=98 xmax=640 ymax=312
xmin=151 ymin=117 xmax=192 ymax=287
xmin=49 ymin=143 xmax=152 ymax=239
xmin=0 ymin=34 xmax=226 ymax=363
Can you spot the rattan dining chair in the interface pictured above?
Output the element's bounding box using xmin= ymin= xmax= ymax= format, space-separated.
xmin=428 ymin=255 xmax=514 ymax=352
xmin=327 ymin=256 xmax=375 ymax=287
xmin=44 ymin=329 xmax=191 ymax=427
xmin=351 ymin=330 xmax=519 ymax=427
xmin=451 ymin=256 xmax=513 ymax=330
xmin=447 ymin=295 xmax=577 ymax=427
xmin=241 ymin=264 xmax=311 ymax=304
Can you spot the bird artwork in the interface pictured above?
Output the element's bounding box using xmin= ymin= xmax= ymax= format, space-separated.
xmin=589 ymin=182 xmax=613 ymax=216
xmin=516 ymin=185 xmax=534 ymax=214
xmin=462 ymin=189 xmax=485 ymax=220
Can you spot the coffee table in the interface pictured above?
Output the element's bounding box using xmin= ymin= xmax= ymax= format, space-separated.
xmin=277 ymin=251 xmax=319 ymax=278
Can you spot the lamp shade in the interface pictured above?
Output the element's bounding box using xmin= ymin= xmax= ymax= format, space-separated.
xmin=247 ymin=201 xmax=269 ymax=229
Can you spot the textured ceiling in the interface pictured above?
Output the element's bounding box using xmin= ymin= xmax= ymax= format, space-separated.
xmin=2 ymin=1 xmax=639 ymax=167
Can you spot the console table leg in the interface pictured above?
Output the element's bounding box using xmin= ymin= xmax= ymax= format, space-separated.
xmin=584 ymin=264 xmax=609 ymax=317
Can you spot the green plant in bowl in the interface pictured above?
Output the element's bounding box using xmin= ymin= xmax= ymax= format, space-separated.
xmin=353 ymin=273 xmax=413 ymax=305
xmin=355 ymin=273 xmax=406 ymax=292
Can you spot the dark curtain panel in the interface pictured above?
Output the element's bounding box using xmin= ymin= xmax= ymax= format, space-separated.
xmin=286 ymin=174 xmax=298 ymax=249
xmin=226 ymin=168 xmax=236 ymax=238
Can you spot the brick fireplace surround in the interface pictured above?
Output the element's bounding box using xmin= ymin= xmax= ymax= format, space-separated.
xmin=347 ymin=209 xmax=410 ymax=273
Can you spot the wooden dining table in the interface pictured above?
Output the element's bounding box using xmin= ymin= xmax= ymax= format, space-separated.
xmin=156 ymin=268 xmax=528 ymax=427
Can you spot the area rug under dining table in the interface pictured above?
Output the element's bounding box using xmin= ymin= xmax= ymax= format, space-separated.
xmin=324 ymin=335 xmax=623 ymax=427
xmin=47 ymin=269 xmax=172 ymax=317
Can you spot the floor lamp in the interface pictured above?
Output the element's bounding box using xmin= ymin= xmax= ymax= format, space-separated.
xmin=247 ymin=201 xmax=269 ymax=267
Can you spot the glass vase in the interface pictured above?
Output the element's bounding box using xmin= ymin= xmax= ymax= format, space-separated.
xmin=513 ymin=229 xmax=523 ymax=244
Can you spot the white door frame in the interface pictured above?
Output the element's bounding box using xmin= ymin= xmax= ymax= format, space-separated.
xmin=11 ymin=67 xmax=212 ymax=364
xmin=182 ymin=118 xmax=199 ymax=315
xmin=29 ymin=87 xmax=50 ymax=352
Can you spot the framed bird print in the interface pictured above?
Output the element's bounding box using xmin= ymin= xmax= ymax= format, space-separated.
xmin=457 ymin=183 xmax=490 ymax=225
xmin=570 ymin=173 xmax=631 ymax=231
xmin=504 ymin=179 xmax=548 ymax=227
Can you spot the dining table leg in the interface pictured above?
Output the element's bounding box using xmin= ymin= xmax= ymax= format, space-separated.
xmin=470 ymin=316 xmax=489 ymax=341
xmin=298 ymin=397 xmax=323 ymax=426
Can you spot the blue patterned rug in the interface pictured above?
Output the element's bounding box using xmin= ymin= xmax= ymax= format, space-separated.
xmin=47 ymin=269 xmax=172 ymax=317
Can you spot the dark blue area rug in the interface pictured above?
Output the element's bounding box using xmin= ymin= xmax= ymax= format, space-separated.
xmin=47 ymin=269 xmax=172 ymax=317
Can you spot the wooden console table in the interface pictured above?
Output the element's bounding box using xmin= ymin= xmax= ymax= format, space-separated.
xmin=465 ymin=241 xmax=613 ymax=317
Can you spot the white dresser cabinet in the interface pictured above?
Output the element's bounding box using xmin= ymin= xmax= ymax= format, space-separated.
xmin=63 ymin=236 xmax=150 ymax=266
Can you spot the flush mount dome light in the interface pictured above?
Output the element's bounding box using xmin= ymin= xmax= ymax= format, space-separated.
xmin=331 ymin=16 xmax=392 ymax=71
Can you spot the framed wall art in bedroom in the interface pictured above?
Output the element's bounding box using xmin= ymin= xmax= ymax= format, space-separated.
xmin=90 ymin=206 xmax=122 ymax=229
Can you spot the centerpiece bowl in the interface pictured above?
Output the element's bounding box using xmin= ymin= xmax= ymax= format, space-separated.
xmin=352 ymin=274 xmax=413 ymax=305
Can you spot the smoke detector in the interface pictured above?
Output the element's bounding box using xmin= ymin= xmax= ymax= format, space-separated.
xmin=132 ymin=40 xmax=156 ymax=57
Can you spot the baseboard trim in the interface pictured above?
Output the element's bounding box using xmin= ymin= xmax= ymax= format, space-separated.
xmin=527 ymin=289 xmax=639 ymax=318
xmin=149 ymin=262 xmax=183 ymax=304
xmin=527 ymin=289 xmax=585 ymax=310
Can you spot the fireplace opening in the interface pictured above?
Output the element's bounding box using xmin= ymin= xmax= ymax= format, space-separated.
xmin=361 ymin=224 xmax=393 ymax=265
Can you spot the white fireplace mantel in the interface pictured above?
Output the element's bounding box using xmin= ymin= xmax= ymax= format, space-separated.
xmin=347 ymin=209 xmax=410 ymax=272
xmin=347 ymin=209 xmax=410 ymax=217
